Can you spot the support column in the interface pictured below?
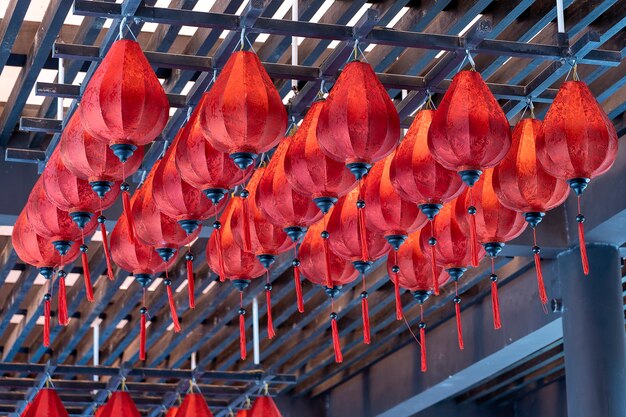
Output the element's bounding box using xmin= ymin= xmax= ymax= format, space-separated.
xmin=560 ymin=243 xmax=626 ymax=417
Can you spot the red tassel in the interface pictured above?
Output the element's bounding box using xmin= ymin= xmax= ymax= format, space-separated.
xmin=215 ymin=228 xmax=226 ymax=282
xmin=392 ymin=252 xmax=402 ymax=320
xmin=187 ymin=257 xmax=195 ymax=309
xmin=266 ymin=289 xmax=275 ymax=339
xmin=166 ymin=285 xmax=181 ymax=333
xmin=239 ymin=312 xmax=247 ymax=360
xmin=420 ymin=326 xmax=427 ymax=372
xmin=122 ymin=188 xmax=134 ymax=241
xmin=293 ymin=264 xmax=304 ymax=313
xmin=100 ymin=222 xmax=114 ymax=280
xmin=534 ymin=253 xmax=548 ymax=305
xmin=241 ymin=194 xmax=252 ymax=252
xmin=58 ymin=274 xmax=68 ymax=326
xmin=331 ymin=316 xmax=343 ymax=363
xmin=82 ymin=252 xmax=94 ymax=302
xmin=578 ymin=221 xmax=589 ymax=275
xmin=140 ymin=309 xmax=147 ymax=361
xmin=43 ymin=297 xmax=51 ymax=347
xmin=491 ymin=280 xmax=502 ymax=330
xmin=455 ymin=301 xmax=464 ymax=350
xmin=361 ymin=296 xmax=371 ymax=344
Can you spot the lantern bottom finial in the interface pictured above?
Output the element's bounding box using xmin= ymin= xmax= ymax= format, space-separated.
xmin=203 ymin=188 xmax=228 ymax=205
xmin=447 ymin=267 xmax=467 ymax=282
xmin=324 ymin=285 xmax=342 ymax=298
xmin=284 ymin=226 xmax=306 ymax=243
xmin=523 ymin=212 xmax=545 ymax=229
xmin=232 ymin=279 xmax=251 ymax=291
xmin=52 ymin=240 xmax=73 ymax=256
xmin=385 ymin=234 xmax=408 ymax=251
xmin=230 ymin=152 xmax=257 ymax=170
xmin=412 ymin=290 xmax=431 ymax=304
xmin=178 ymin=219 xmax=201 ymax=235
xmin=347 ymin=162 xmax=372 ymax=181
xmin=257 ymin=254 xmax=276 ymax=269
xmin=458 ymin=170 xmax=483 ymax=187
xmin=134 ymin=274 xmax=153 ymax=288
xmin=419 ymin=203 xmax=443 ymax=221
xmin=483 ymin=242 xmax=504 ymax=258
xmin=353 ymin=260 xmax=373 ymax=274
xmin=313 ymin=196 xmax=338 ymax=214
xmin=567 ymin=178 xmax=590 ymax=196
xmin=156 ymin=247 xmax=177 ymax=263
xmin=69 ymin=211 xmax=94 ymax=229
xmin=90 ymin=181 xmax=113 ymax=198
xmin=38 ymin=267 xmax=54 ymax=280
xmin=110 ymin=144 xmax=138 ymax=163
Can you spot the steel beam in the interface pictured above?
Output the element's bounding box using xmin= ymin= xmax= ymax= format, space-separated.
xmin=0 ymin=0 xmax=32 ymax=75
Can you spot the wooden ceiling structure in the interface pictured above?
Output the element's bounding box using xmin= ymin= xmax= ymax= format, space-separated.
xmin=0 ymin=0 xmax=624 ymax=416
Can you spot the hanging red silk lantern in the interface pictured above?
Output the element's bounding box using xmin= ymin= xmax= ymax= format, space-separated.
xmin=110 ymin=215 xmax=176 ymax=358
xmin=249 ymin=396 xmax=282 ymax=417
xmin=419 ymin=201 xmax=485 ymax=351
xmin=493 ymin=118 xmax=569 ymax=306
xmin=175 ymin=93 xmax=253 ymax=204
xmin=199 ymin=50 xmax=287 ymax=170
xmin=80 ymin=39 xmax=169 ymax=162
xmin=177 ymin=392 xmax=214 ymax=417
xmin=428 ymin=70 xmax=511 ymax=268
xmin=99 ymin=392 xmax=141 ymax=417
xmin=455 ymin=169 xmax=527 ymax=329
xmin=327 ymin=188 xmax=389 ymax=345
xmin=236 ymin=410 xmax=250 ymax=417
xmin=13 ymin=211 xmax=80 ymax=347
xmin=316 ymin=60 xmax=400 ymax=181
xmin=164 ymin=407 xmax=179 ymax=417
xmin=207 ymin=199 xmax=265 ymax=360
xmin=22 ymin=388 xmax=69 ymax=417
xmin=230 ymin=168 xmax=294 ymax=339
xmin=390 ymin=109 xmax=465 ymax=295
xmin=538 ymin=80 xmax=618 ymax=274
xmin=256 ymin=140 xmax=323 ymax=242
xmin=299 ymin=217 xmax=359 ymax=362
xmin=386 ymin=230 xmax=448 ymax=372
xmin=283 ymin=100 xmax=356 ymax=213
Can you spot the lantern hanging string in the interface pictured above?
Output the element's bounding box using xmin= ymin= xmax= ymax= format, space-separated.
xmin=490 ymin=257 xmax=502 ymax=330
xmin=457 ymin=49 xmax=476 ymax=72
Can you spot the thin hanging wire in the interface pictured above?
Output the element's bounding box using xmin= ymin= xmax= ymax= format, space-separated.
xmin=457 ymin=49 xmax=476 ymax=73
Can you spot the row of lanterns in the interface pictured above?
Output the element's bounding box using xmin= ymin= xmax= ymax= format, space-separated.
xmin=12 ymin=37 xmax=618 ymax=372
xmin=19 ymin=384 xmax=282 ymax=417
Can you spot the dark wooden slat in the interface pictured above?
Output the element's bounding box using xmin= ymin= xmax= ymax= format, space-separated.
xmin=0 ymin=0 xmax=32 ymax=75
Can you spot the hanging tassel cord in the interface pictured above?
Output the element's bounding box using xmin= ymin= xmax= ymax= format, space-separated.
xmin=140 ymin=289 xmax=148 ymax=361
xmin=43 ymin=279 xmax=52 ymax=347
xmin=330 ymin=298 xmax=343 ymax=363
xmin=241 ymin=190 xmax=252 ymax=252
xmin=186 ymin=245 xmax=195 ymax=309
xmin=428 ymin=220 xmax=439 ymax=295
xmin=577 ymin=196 xmax=589 ymax=275
xmin=360 ymin=273 xmax=371 ymax=345
xmin=239 ymin=291 xmax=247 ymax=360
xmin=454 ymin=281 xmax=464 ymax=350
xmin=490 ymin=257 xmax=502 ymax=330
xmin=357 ymin=181 xmax=370 ymax=262
xmin=293 ymin=246 xmax=304 ymax=313
xmin=322 ymin=222 xmax=334 ymax=289
xmin=58 ymin=266 xmax=69 ymax=326
xmin=468 ymin=189 xmax=479 ymax=267
xmin=419 ymin=305 xmax=427 ymax=372
xmin=213 ymin=219 xmax=226 ymax=282
xmin=265 ymin=270 xmax=276 ymax=339
xmin=165 ymin=270 xmax=181 ymax=333
xmin=532 ymin=228 xmax=548 ymax=305
xmin=80 ymin=230 xmax=94 ymax=302
xmin=121 ymin=164 xmax=134 ymax=241
xmin=98 ymin=204 xmax=114 ymax=280
xmin=392 ymin=250 xmax=403 ymax=320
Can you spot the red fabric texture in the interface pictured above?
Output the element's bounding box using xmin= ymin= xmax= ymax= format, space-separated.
xmin=99 ymin=392 xmax=142 ymax=417
xmin=249 ymin=396 xmax=282 ymax=417
xmin=110 ymin=215 xmax=169 ymax=276
xmin=177 ymin=393 xmax=214 ymax=417
xmin=22 ymin=389 xmax=69 ymax=417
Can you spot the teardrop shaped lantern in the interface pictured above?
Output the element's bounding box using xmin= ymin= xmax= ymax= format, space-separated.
xmin=316 ymin=60 xmax=400 ymax=180
xmin=207 ymin=199 xmax=265 ymax=360
xmin=22 ymin=388 xmax=69 ymax=417
xmin=177 ymin=392 xmax=214 ymax=417
xmin=387 ymin=230 xmax=447 ymax=372
xmin=493 ymin=118 xmax=569 ymax=305
xmin=199 ymin=50 xmax=287 ymax=170
xmin=80 ymin=39 xmax=169 ymax=162
xmin=249 ymin=396 xmax=282 ymax=417
xmin=419 ymin=201 xmax=485 ymax=350
xmin=284 ymin=100 xmax=356 ymax=213
xmin=455 ymin=169 xmax=527 ymax=329
xmin=99 ymin=391 xmax=141 ymax=417
xmin=110 ymin=215 xmax=173 ymax=359
xmin=175 ymin=93 xmax=253 ymax=205
xmin=299 ymin=217 xmax=359 ymax=362
xmin=538 ymin=80 xmax=618 ymax=275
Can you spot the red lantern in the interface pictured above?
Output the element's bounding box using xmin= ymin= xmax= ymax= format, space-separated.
xmin=80 ymin=39 xmax=169 ymax=162
xmin=177 ymin=393 xmax=214 ymax=417
xmin=493 ymin=118 xmax=569 ymax=305
xmin=175 ymin=93 xmax=253 ymax=204
xmin=538 ymin=80 xmax=619 ymax=274
xmin=22 ymin=388 xmax=69 ymax=417
xmin=420 ymin=201 xmax=485 ymax=350
xmin=99 ymin=392 xmax=141 ymax=417
xmin=283 ymin=100 xmax=356 ymax=213
xmin=199 ymin=50 xmax=287 ymax=170
xmin=316 ymin=60 xmax=400 ymax=180
xmin=207 ymin=199 xmax=265 ymax=360
xmin=236 ymin=410 xmax=250 ymax=417
xmin=387 ymin=230 xmax=447 ymax=372
xmin=456 ymin=169 xmax=527 ymax=329
xmin=256 ymin=140 xmax=323 ymax=242
xmin=249 ymin=396 xmax=282 ymax=417
xmin=299 ymin=217 xmax=359 ymax=363
xmin=165 ymin=407 xmax=179 ymax=417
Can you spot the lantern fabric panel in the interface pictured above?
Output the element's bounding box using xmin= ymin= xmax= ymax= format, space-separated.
xmin=388 ymin=231 xmax=447 ymax=292
xmin=110 ymin=215 xmax=168 ymax=277
xmin=99 ymin=391 xmax=142 ymax=417
xmin=176 ymin=393 xmax=214 ymax=417
xmin=249 ymin=396 xmax=282 ymax=417
xmin=22 ymin=388 xmax=69 ymax=417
